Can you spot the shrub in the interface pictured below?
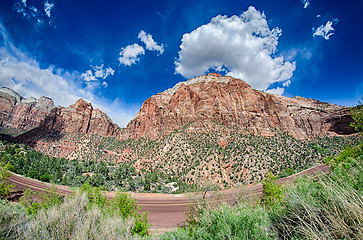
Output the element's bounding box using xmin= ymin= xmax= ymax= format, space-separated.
xmin=108 ymin=192 xmax=150 ymax=236
xmin=19 ymin=191 xmax=137 ymax=240
xmin=0 ymin=199 xmax=27 ymax=239
xmin=163 ymin=204 xmax=275 ymax=240
xmin=261 ymin=173 xmax=283 ymax=207
xmin=0 ymin=162 xmax=14 ymax=199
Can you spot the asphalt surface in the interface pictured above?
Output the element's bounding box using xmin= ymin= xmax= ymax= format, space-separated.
xmin=8 ymin=164 xmax=330 ymax=232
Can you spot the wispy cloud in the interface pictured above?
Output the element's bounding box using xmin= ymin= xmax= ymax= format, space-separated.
xmin=138 ymin=30 xmax=164 ymax=54
xmin=313 ymin=18 xmax=339 ymax=40
xmin=14 ymin=0 xmax=55 ymax=26
xmin=301 ymin=0 xmax=311 ymax=8
xmin=175 ymin=6 xmax=295 ymax=94
xmin=44 ymin=1 xmax=54 ymax=19
xmin=80 ymin=64 xmax=114 ymax=88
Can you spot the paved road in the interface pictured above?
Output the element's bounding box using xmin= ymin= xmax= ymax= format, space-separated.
xmin=8 ymin=164 xmax=330 ymax=232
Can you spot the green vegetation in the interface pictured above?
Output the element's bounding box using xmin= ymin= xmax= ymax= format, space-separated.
xmin=163 ymin=139 xmax=363 ymax=239
xmin=0 ymin=184 xmax=149 ymax=239
xmin=350 ymin=98 xmax=363 ymax=132
xmin=0 ymin=161 xmax=14 ymax=199
xmin=0 ymin=127 xmax=361 ymax=194
xmin=261 ymin=173 xmax=283 ymax=207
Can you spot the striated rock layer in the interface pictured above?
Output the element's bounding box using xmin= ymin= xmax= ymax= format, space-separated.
xmin=125 ymin=73 xmax=355 ymax=140
xmin=0 ymin=73 xmax=356 ymax=140
xmin=39 ymin=98 xmax=122 ymax=138
xmin=0 ymin=88 xmax=121 ymax=138
xmin=0 ymin=87 xmax=55 ymax=130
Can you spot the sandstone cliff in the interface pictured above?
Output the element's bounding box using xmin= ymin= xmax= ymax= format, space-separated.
xmin=0 ymin=73 xmax=356 ymax=140
xmin=0 ymin=87 xmax=55 ymax=130
xmin=125 ymin=73 xmax=355 ymax=139
xmin=39 ymin=98 xmax=121 ymax=138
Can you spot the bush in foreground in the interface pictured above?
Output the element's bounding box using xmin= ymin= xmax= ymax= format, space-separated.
xmin=0 ymin=186 xmax=149 ymax=239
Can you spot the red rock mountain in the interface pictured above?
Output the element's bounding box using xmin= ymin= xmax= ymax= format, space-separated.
xmin=0 ymin=87 xmax=55 ymax=130
xmin=39 ymin=98 xmax=122 ymax=138
xmin=125 ymin=73 xmax=355 ymax=139
xmin=0 ymin=74 xmax=356 ymax=140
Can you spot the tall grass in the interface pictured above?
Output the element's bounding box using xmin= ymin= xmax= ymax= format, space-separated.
xmin=271 ymin=143 xmax=363 ymax=239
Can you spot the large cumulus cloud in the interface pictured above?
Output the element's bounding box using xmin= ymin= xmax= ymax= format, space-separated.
xmin=175 ymin=6 xmax=295 ymax=93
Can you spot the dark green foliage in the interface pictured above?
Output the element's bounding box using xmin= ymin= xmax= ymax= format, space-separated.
xmin=350 ymin=98 xmax=363 ymax=132
xmin=0 ymin=161 xmax=14 ymax=199
xmin=164 ymin=140 xmax=363 ymax=239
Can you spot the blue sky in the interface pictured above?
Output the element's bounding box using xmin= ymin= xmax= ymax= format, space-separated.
xmin=0 ymin=0 xmax=362 ymax=126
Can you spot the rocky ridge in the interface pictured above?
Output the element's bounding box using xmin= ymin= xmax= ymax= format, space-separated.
xmin=0 ymin=73 xmax=356 ymax=141
xmin=125 ymin=73 xmax=355 ymax=140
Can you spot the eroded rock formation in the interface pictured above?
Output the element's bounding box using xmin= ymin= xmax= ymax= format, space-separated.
xmin=125 ymin=73 xmax=355 ymax=139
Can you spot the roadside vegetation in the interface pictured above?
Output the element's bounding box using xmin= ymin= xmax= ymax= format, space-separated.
xmin=0 ymin=184 xmax=149 ymax=239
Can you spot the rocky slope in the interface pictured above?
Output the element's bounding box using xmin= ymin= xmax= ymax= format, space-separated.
xmin=125 ymin=73 xmax=355 ymax=140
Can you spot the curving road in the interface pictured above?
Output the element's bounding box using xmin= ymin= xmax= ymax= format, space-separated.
xmin=8 ymin=164 xmax=330 ymax=232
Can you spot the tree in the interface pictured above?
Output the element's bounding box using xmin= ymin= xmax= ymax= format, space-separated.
xmin=0 ymin=162 xmax=15 ymax=199
xmin=350 ymin=98 xmax=363 ymax=132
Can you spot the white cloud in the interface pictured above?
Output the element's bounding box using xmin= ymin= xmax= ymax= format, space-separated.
xmin=93 ymin=65 xmax=115 ymax=79
xmin=80 ymin=64 xmax=114 ymax=87
xmin=118 ymin=43 xmax=145 ymax=66
xmin=44 ymin=1 xmax=54 ymax=18
xmin=138 ymin=30 xmax=164 ymax=54
xmin=265 ymin=87 xmax=285 ymax=95
xmin=175 ymin=6 xmax=295 ymax=92
xmin=0 ymin=23 xmax=137 ymax=127
xmin=313 ymin=18 xmax=339 ymax=40
xmin=301 ymin=0 xmax=310 ymax=8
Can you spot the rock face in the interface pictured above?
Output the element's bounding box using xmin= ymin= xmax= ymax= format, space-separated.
xmin=0 ymin=88 xmax=120 ymax=138
xmin=0 ymin=87 xmax=55 ymax=130
xmin=125 ymin=73 xmax=355 ymax=139
xmin=0 ymin=73 xmax=356 ymax=140
xmin=39 ymin=98 xmax=121 ymax=138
